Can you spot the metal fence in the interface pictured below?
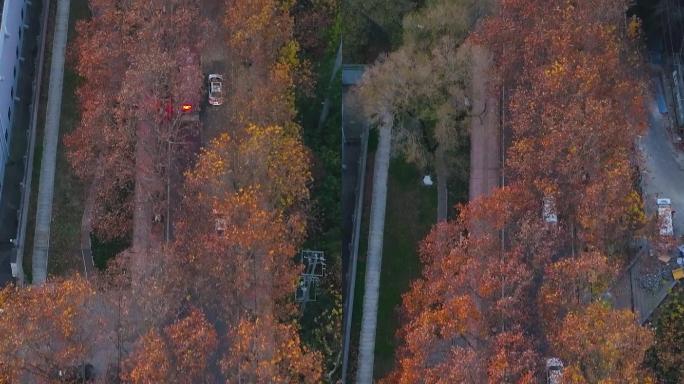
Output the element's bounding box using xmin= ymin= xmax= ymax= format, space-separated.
xmin=340 ymin=121 xmax=369 ymax=383
xmin=12 ymin=0 xmax=49 ymax=285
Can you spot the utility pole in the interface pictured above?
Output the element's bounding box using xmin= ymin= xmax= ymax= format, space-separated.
xmin=164 ymin=104 xmax=195 ymax=243
xmin=166 ymin=137 xmax=171 ymax=243
xmin=500 ymin=83 xmax=506 ymax=333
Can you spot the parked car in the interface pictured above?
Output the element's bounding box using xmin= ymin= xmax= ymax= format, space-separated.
xmin=208 ymin=74 xmax=224 ymax=106
xmin=657 ymin=198 xmax=674 ymax=237
xmin=542 ymin=196 xmax=558 ymax=224
xmin=545 ymin=358 xmax=563 ymax=384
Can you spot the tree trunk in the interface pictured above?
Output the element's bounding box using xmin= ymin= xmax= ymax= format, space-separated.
xmin=79 ymin=167 xmax=101 ymax=278
xmin=356 ymin=112 xmax=392 ymax=384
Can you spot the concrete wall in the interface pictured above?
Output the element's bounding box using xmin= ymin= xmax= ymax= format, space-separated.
xmin=0 ymin=0 xmax=29 ymax=195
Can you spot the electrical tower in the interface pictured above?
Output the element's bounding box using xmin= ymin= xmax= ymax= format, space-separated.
xmin=295 ymin=250 xmax=326 ymax=303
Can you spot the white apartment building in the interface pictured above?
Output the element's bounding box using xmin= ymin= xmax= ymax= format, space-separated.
xmin=0 ymin=0 xmax=30 ymax=194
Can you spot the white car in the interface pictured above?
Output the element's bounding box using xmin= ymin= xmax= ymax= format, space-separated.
xmin=542 ymin=196 xmax=558 ymax=224
xmin=545 ymin=358 xmax=563 ymax=384
xmin=657 ymin=198 xmax=674 ymax=237
xmin=208 ymin=74 xmax=224 ymax=106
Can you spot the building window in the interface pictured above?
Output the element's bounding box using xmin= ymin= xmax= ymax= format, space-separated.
xmin=21 ymin=8 xmax=24 ymax=20
xmin=7 ymin=108 xmax=11 ymax=121
xmin=10 ymin=87 xmax=13 ymax=99
xmin=18 ymin=27 xmax=22 ymax=39
xmin=16 ymin=46 xmax=19 ymax=58
xmin=4 ymin=130 xmax=7 ymax=142
xmin=13 ymin=66 xmax=16 ymax=79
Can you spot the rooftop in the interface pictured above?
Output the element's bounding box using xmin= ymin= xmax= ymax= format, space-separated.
xmin=342 ymin=65 xmax=366 ymax=87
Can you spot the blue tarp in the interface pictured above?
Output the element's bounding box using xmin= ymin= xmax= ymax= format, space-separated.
xmin=649 ymin=50 xmax=663 ymax=65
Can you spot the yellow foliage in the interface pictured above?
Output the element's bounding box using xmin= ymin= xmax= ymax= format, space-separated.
xmin=627 ymin=15 xmax=642 ymax=40
xmin=545 ymin=58 xmax=567 ymax=78
xmin=624 ymin=190 xmax=646 ymax=229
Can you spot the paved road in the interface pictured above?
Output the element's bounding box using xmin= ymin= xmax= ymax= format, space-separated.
xmin=640 ymin=87 xmax=684 ymax=234
xmin=608 ymin=77 xmax=684 ymax=323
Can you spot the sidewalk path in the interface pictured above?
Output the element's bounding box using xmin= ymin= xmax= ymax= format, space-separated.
xmin=31 ymin=0 xmax=71 ymax=285
xmin=356 ymin=112 xmax=392 ymax=384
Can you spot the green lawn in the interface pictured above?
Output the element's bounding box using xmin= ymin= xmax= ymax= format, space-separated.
xmin=374 ymin=158 xmax=437 ymax=377
xmin=295 ymin=13 xmax=343 ymax=381
xmin=46 ymin=0 xmax=90 ymax=276
xmin=350 ymin=155 xmax=438 ymax=380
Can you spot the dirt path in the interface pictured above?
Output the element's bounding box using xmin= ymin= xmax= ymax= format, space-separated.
xmin=79 ymin=173 xmax=98 ymax=277
xmin=436 ymin=147 xmax=448 ymax=221
xmin=131 ymin=120 xmax=159 ymax=284
xmin=468 ymin=44 xmax=500 ymax=201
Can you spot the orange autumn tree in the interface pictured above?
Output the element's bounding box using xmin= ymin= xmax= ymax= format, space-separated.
xmin=124 ymin=308 xmax=219 ymax=384
xmin=486 ymin=330 xmax=538 ymax=384
xmin=65 ymin=0 xmax=200 ymax=241
xmin=225 ymin=0 xmax=294 ymax=68
xmin=481 ymin=0 xmax=647 ymax=255
xmin=221 ymin=315 xmax=322 ymax=383
xmin=67 ymin=0 xmax=205 ymax=240
xmin=388 ymin=0 xmax=652 ymax=381
xmin=170 ymin=187 xmax=301 ymax=325
xmin=551 ymin=302 xmax=655 ymax=383
xmin=538 ymin=251 xmax=615 ymax=331
xmin=224 ymin=0 xmax=302 ymax=128
xmin=155 ymin=122 xmax=321 ymax=382
xmin=118 ymin=0 xmax=204 ymax=250
xmin=124 ymin=329 xmax=173 ymax=383
xmin=59 ymin=0 xmax=322 ymax=381
xmin=0 ymin=278 xmax=100 ymax=382
xmin=387 ymin=188 xmax=538 ymax=383
xmin=66 ymin=0 xmax=133 ymax=238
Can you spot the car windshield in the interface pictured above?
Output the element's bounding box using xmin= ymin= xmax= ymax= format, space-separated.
xmin=211 ymin=82 xmax=221 ymax=93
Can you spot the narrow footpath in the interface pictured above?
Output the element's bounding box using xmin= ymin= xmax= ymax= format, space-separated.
xmin=468 ymin=44 xmax=500 ymax=201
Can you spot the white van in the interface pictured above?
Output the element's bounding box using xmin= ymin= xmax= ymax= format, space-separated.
xmin=545 ymin=358 xmax=563 ymax=384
